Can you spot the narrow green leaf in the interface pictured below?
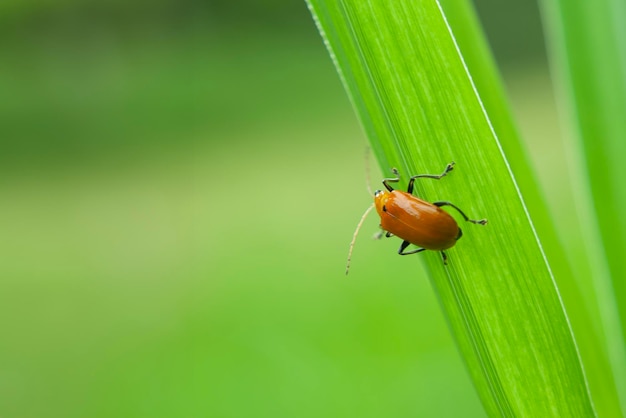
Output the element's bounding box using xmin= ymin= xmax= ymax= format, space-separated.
xmin=442 ymin=0 xmax=621 ymax=416
xmin=307 ymin=0 xmax=596 ymax=416
xmin=540 ymin=0 xmax=626 ymax=413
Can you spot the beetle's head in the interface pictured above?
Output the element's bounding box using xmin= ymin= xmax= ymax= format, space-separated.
xmin=374 ymin=189 xmax=390 ymax=215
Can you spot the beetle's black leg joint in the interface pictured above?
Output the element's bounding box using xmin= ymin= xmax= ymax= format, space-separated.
xmin=385 ymin=231 xmax=394 ymax=238
xmin=433 ymin=201 xmax=487 ymax=225
xmin=441 ymin=251 xmax=448 ymax=265
xmin=398 ymin=241 xmax=426 ymax=255
xmin=407 ymin=178 xmax=415 ymax=194
xmin=456 ymin=227 xmax=463 ymax=241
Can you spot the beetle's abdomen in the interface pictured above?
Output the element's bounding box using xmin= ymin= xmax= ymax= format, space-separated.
xmin=377 ymin=191 xmax=459 ymax=250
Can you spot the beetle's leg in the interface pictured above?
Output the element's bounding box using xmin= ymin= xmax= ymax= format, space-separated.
xmin=373 ymin=230 xmax=394 ymax=240
xmin=382 ymin=168 xmax=401 ymax=192
xmin=433 ymin=201 xmax=488 ymax=225
xmin=407 ymin=162 xmax=455 ymax=194
xmin=441 ymin=251 xmax=448 ymax=265
xmin=398 ymin=240 xmax=426 ymax=255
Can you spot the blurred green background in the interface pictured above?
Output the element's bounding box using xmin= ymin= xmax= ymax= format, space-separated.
xmin=0 ymin=1 xmax=572 ymax=417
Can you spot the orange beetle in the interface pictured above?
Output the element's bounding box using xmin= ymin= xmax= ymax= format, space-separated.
xmin=346 ymin=162 xmax=486 ymax=273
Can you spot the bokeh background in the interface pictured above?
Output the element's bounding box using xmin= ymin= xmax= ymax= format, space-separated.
xmin=0 ymin=1 xmax=571 ymax=417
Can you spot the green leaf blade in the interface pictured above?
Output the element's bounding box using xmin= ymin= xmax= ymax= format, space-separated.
xmin=307 ymin=0 xmax=596 ymax=416
xmin=442 ymin=0 xmax=622 ymax=415
xmin=540 ymin=0 xmax=626 ymax=414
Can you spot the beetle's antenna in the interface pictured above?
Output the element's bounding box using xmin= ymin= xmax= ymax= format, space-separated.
xmin=364 ymin=147 xmax=373 ymax=196
xmin=346 ymin=203 xmax=375 ymax=275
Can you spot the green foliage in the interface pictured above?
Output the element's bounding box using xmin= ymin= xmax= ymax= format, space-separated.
xmin=541 ymin=0 xmax=626 ymax=413
xmin=307 ymin=0 xmax=603 ymax=416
